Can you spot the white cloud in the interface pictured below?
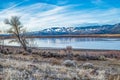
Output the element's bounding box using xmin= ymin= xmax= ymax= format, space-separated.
xmin=57 ymin=0 xmax=68 ymax=5
xmin=91 ymin=0 xmax=103 ymax=5
xmin=0 ymin=2 xmax=120 ymax=32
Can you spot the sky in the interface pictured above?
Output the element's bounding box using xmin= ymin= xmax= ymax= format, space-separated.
xmin=0 ymin=0 xmax=120 ymax=31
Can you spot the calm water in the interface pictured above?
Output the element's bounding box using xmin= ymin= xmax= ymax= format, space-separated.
xmin=4 ymin=38 xmax=120 ymax=50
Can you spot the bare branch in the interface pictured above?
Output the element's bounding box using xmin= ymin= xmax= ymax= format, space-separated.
xmin=4 ymin=16 xmax=28 ymax=51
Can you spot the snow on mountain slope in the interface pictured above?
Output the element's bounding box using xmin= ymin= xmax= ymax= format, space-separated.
xmin=27 ymin=23 xmax=120 ymax=35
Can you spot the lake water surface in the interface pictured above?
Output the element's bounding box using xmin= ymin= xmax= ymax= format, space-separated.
xmin=4 ymin=38 xmax=120 ymax=50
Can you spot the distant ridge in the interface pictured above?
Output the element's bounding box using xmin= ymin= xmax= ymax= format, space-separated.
xmin=27 ymin=23 xmax=120 ymax=36
xmin=1 ymin=23 xmax=120 ymax=37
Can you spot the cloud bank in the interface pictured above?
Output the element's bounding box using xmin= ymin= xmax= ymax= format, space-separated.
xmin=0 ymin=0 xmax=120 ymax=32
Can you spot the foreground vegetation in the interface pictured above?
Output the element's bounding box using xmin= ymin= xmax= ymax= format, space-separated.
xmin=0 ymin=46 xmax=120 ymax=80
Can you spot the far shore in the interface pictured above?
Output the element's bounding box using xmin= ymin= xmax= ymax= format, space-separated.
xmin=1 ymin=34 xmax=120 ymax=39
xmin=28 ymin=34 xmax=120 ymax=38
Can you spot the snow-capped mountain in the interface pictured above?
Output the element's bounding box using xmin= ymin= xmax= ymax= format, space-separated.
xmin=27 ymin=23 xmax=120 ymax=36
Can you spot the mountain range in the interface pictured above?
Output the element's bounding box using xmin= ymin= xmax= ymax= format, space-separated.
xmin=27 ymin=23 xmax=120 ymax=36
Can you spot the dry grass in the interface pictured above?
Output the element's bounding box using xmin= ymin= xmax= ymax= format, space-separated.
xmin=108 ymin=74 xmax=120 ymax=80
xmin=0 ymin=53 xmax=120 ymax=80
xmin=0 ymin=46 xmax=120 ymax=80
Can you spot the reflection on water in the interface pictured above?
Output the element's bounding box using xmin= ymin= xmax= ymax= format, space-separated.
xmin=37 ymin=38 xmax=120 ymax=44
xmin=4 ymin=38 xmax=120 ymax=50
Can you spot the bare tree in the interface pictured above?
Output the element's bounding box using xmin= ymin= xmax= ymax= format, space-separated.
xmin=0 ymin=36 xmax=4 ymax=50
xmin=4 ymin=16 xmax=28 ymax=51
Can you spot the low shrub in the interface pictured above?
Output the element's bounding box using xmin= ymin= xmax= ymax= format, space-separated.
xmin=50 ymin=58 xmax=61 ymax=65
xmin=99 ymin=55 xmax=106 ymax=61
xmin=62 ymin=60 xmax=77 ymax=67
xmin=82 ymin=62 xmax=94 ymax=69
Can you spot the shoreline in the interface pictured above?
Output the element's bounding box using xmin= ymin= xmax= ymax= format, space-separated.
xmin=1 ymin=34 xmax=120 ymax=39
xmin=2 ymin=45 xmax=120 ymax=51
xmin=28 ymin=34 xmax=120 ymax=38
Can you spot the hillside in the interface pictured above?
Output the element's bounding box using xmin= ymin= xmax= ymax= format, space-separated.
xmin=1 ymin=23 xmax=120 ymax=38
xmin=28 ymin=23 xmax=120 ymax=36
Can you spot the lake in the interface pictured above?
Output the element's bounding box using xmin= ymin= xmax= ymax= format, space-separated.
xmin=3 ymin=37 xmax=120 ymax=50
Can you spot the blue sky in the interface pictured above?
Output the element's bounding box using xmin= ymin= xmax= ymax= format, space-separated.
xmin=0 ymin=0 xmax=120 ymax=31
